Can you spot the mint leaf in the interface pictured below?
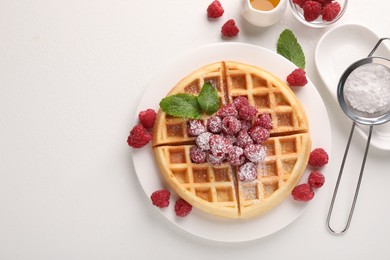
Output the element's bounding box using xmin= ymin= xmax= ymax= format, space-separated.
xmin=197 ymin=82 xmax=220 ymax=115
xmin=277 ymin=29 xmax=306 ymax=69
xmin=159 ymin=93 xmax=202 ymax=119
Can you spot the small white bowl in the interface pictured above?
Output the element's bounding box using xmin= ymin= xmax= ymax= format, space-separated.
xmin=241 ymin=0 xmax=287 ymax=27
xmin=289 ymin=0 xmax=348 ymax=28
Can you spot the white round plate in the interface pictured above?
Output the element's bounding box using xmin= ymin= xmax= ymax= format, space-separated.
xmin=315 ymin=23 xmax=390 ymax=150
xmin=132 ymin=42 xmax=331 ymax=242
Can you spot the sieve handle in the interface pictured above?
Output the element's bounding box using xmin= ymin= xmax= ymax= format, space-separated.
xmin=326 ymin=122 xmax=373 ymax=235
xmin=368 ymin=37 xmax=390 ymax=57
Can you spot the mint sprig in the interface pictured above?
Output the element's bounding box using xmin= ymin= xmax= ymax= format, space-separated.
xmin=277 ymin=29 xmax=306 ymax=69
xmin=197 ymin=82 xmax=219 ymax=115
xmin=159 ymin=83 xmax=220 ymax=119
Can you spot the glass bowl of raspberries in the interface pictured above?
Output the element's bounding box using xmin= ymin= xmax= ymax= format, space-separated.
xmin=289 ymin=0 xmax=347 ymax=28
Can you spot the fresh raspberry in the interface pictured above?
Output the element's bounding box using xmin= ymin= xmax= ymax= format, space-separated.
xmin=236 ymin=130 xmax=254 ymax=148
xmin=222 ymin=116 xmax=242 ymax=135
xmin=308 ymin=148 xmax=329 ymax=167
xmin=221 ymin=19 xmax=239 ymax=38
xmin=292 ymin=0 xmax=308 ymax=7
xmin=244 ymin=144 xmax=266 ymax=163
xmin=209 ymin=134 xmax=233 ymax=156
xmin=233 ymin=96 xmax=249 ymax=110
xmin=187 ymin=120 xmax=206 ymax=136
xmin=237 ymin=162 xmax=257 ymax=182
xmin=240 ymin=120 xmax=252 ymax=131
xmin=208 ymin=153 xmax=225 ymax=165
xmin=190 ymin=146 xmax=207 ymax=164
xmin=254 ymin=113 xmax=273 ymax=130
xmin=228 ymin=146 xmax=245 ymax=166
xmin=207 ymin=116 xmax=222 ymax=133
xmin=248 ymin=126 xmax=270 ymax=144
xmin=287 ymin=68 xmax=308 ymax=87
xmin=238 ymin=105 xmax=258 ymax=121
xmin=292 ymin=183 xmax=315 ymax=201
xmin=308 ymin=171 xmax=325 ymax=188
xmin=217 ymin=104 xmax=238 ymax=118
xmin=127 ymin=124 xmax=152 ymax=148
xmin=207 ymin=0 xmax=224 ymax=18
xmin=196 ymin=132 xmax=212 ymax=150
xmin=302 ymin=1 xmax=322 ymax=22
xmin=174 ymin=198 xmax=192 ymax=217
xmin=322 ymin=2 xmax=341 ymax=21
xmin=138 ymin=109 xmax=157 ymax=128
xmin=316 ymin=0 xmax=332 ymax=7
xmin=150 ymin=189 xmax=170 ymax=208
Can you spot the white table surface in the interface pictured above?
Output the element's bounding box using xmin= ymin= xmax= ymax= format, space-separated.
xmin=1 ymin=0 xmax=389 ymax=259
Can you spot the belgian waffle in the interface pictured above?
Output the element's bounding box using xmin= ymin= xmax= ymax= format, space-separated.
xmin=152 ymin=61 xmax=311 ymax=218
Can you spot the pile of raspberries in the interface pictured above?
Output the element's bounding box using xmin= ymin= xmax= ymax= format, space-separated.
xmin=291 ymin=147 xmax=329 ymax=201
xmin=187 ymin=96 xmax=272 ymax=182
xmin=292 ymin=0 xmax=341 ymax=22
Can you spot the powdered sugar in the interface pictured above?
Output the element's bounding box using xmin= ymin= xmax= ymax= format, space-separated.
xmin=344 ymin=63 xmax=390 ymax=114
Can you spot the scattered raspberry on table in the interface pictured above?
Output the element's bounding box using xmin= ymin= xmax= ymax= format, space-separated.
xmin=221 ymin=19 xmax=239 ymax=38
xmin=207 ymin=0 xmax=224 ymax=18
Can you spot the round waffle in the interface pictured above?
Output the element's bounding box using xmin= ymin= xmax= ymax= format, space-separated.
xmin=152 ymin=61 xmax=311 ymax=218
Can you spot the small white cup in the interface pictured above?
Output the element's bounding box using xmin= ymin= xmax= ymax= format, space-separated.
xmin=241 ymin=0 xmax=287 ymax=27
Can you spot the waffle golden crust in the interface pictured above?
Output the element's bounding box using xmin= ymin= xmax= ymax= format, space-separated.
xmin=152 ymin=61 xmax=311 ymax=219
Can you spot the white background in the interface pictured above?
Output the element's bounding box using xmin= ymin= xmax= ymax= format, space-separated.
xmin=1 ymin=0 xmax=389 ymax=259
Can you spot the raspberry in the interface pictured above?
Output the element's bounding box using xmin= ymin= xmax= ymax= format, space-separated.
xmin=187 ymin=120 xmax=206 ymax=136
xmin=228 ymin=146 xmax=245 ymax=166
xmin=237 ymin=162 xmax=257 ymax=182
xmin=217 ymin=104 xmax=238 ymax=118
xmin=150 ymin=189 xmax=170 ymax=208
xmin=207 ymin=0 xmax=224 ymax=18
xmin=221 ymin=116 xmax=242 ymax=135
xmin=233 ymin=96 xmax=249 ymax=110
xmin=221 ymin=19 xmax=239 ymax=38
xmin=302 ymin=1 xmax=322 ymax=22
xmin=292 ymin=183 xmax=315 ymax=201
xmin=196 ymin=132 xmax=212 ymax=150
xmin=138 ymin=109 xmax=157 ymax=128
xmin=308 ymin=171 xmax=325 ymax=188
xmin=209 ymin=134 xmax=232 ymax=156
xmin=292 ymin=0 xmax=308 ymax=7
xmin=322 ymin=2 xmax=341 ymax=21
xmin=244 ymin=144 xmax=266 ymax=163
xmin=127 ymin=124 xmax=152 ymax=148
xmin=287 ymin=68 xmax=308 ymax=87
xmin=190 ymin=146 xmax=207 ymax=164
xmin=240 ymin=120 xmax=252 ymax=131
xmin=208 ymin=153 xmax=225 ymax=165
xmin=308 ymin=148 xmax=329 ymax=167
xmin=238 ymin=105 xmax=258 ymax=121
xmin=207 ymin=116 xmax=222 ymax=133
xmin=254 ymin=113 xmax=273 ymax=130
xmin=174 ymin=198 xmax=192 ymax=217
xmin=236 ymin=130 xmax=254 ymax=148
xmin=248 ymin=126 xmax=270 ymax=144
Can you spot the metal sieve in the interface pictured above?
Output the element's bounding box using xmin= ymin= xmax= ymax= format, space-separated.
xmin=327 ymin=38 xmax=390 ymax=235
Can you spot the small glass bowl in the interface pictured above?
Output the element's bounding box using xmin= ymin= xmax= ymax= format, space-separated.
xmin=289 ymin=0 xmax=348 ymax=28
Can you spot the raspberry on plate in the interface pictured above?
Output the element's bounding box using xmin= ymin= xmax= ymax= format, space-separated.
xmin=287 ymin=68 xmax=308 ymax=87
xmin=138 ymin=108 xmax=156 ymax=128
xmin=322 ymin=2 xmax=341 ymax=21
xmin=207 ymin=0 xmax=224 ymax=18
xmin=237 ymin=162 xmax=257 ymax=182
xmin=292 ymin=183 xmax=314 ymax=201
xmin=248 ymin=126 xmax=270 ymax=144
xmin=175 ymin=198 xmax=192 ymax=217
xmin=221 ymin=116 xmax=242 ymax=135
xmin=150 ymin=189 xmax=171 ymax=208
xmin=187 ymin=120 xmax=206 ymax=136
xmin=308 ymin=148 xmax=329 ymax=167
xmin=254 ymin=113 xmax=273 ymax=130
xmin=308 ymin=171 xmax=325 ymax=188
xmin=302 ymin=0 xmax=322 ymax=22
xmin=221 ymin=19 xmax=239 ymax=38
xmin=190 ymin=146 xmax=207 ymax=164
xmin=127 ymin=124 xmax=152 ymax=148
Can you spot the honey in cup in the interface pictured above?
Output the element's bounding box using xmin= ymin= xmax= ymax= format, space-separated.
xmin=250 ymin=0 xmax=280 ymax=11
